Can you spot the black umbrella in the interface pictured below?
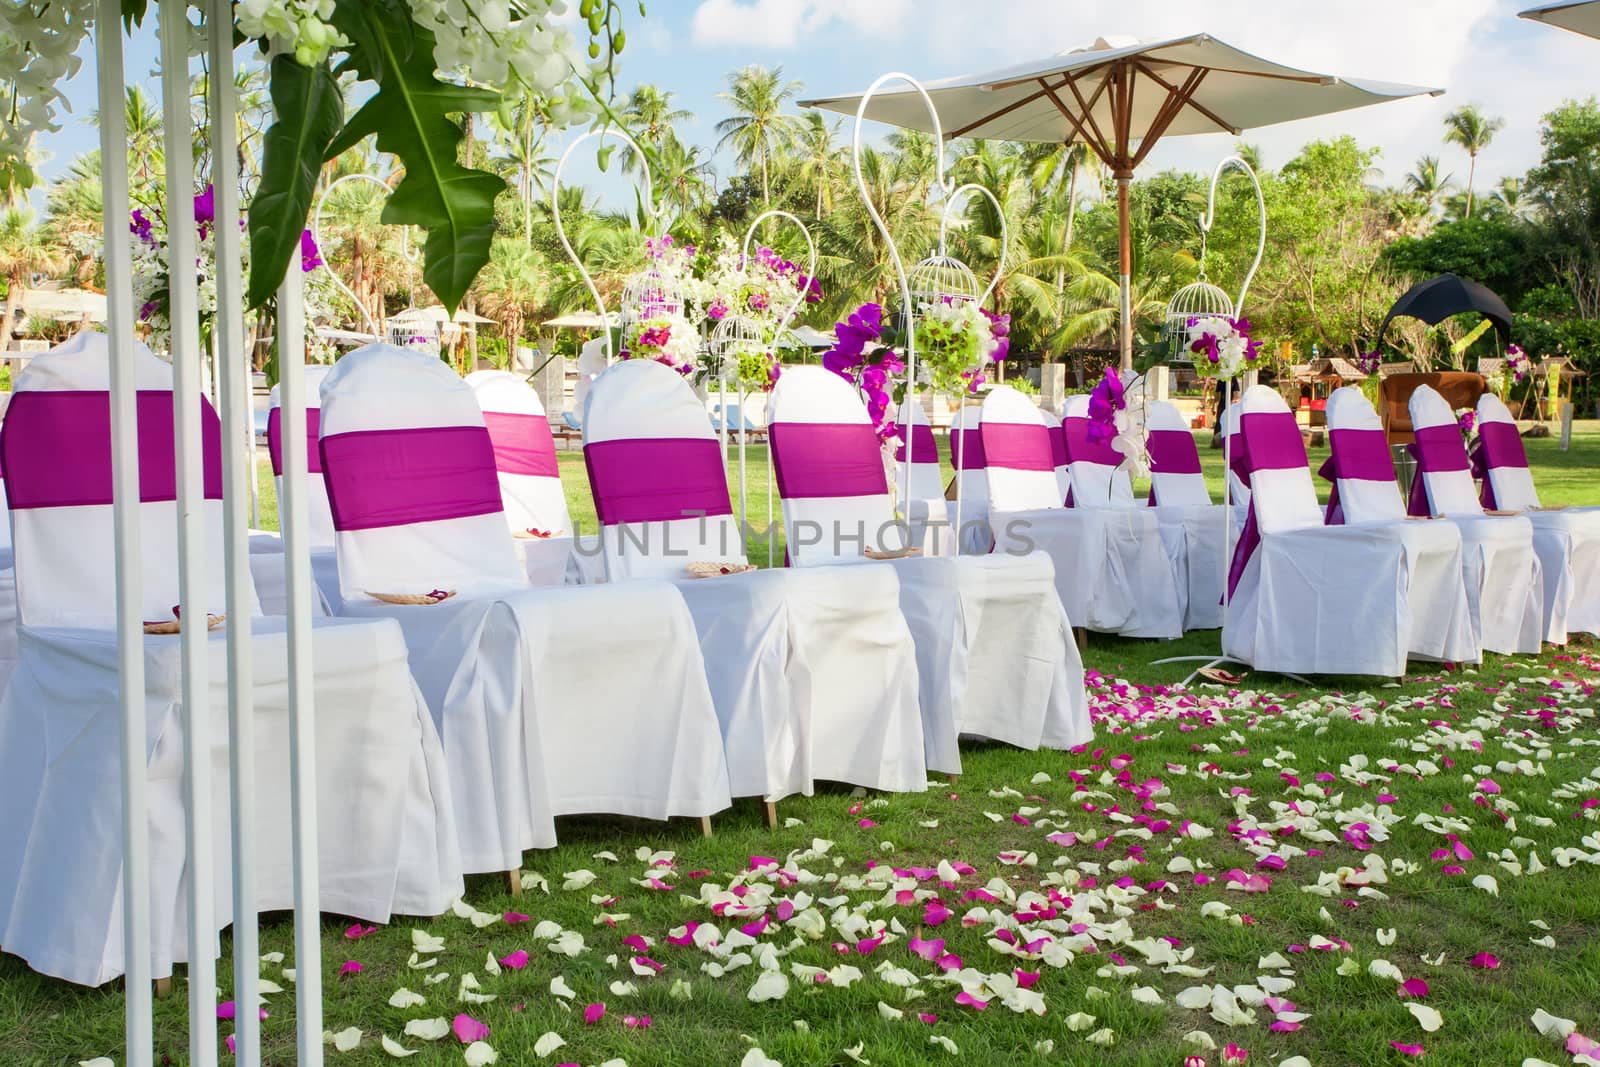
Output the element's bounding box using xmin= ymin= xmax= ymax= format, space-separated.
xmin=1376 ymin=273 xmax=1512 ymax=350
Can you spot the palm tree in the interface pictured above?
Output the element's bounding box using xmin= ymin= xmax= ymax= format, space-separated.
xmin=623 ymin=84 xmax=693 ymax=150
xmin=1405 ymin=156 xmax=1454 ymax=220
xmin=1442 ymin=105 xmax=1504 ymax=219
xmin=45 ymin=152 xmax=105 ymax=288
xmin=317 ymin=150 xmax=410 ymax=328
xmin=1493 ymin=176 xmax=1530 ymax=221
xmin=793 ymin=111 xmax=840 ymax=219
xmin=489 ymin=92 xmax=556 ymax=241
xmin=0 ymin=209 xmax=66 ymax=339
xmin=91 ymin=85 xmax=164 ymax=194
xmin=715 ymin=65 xmax=805 ymax=208
xmin=653 ymin=134 xmax=714 ymax=229
xmin=475 ymin=237 xmax=549 ymax=362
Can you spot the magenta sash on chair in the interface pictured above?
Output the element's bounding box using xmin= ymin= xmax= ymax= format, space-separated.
xmin=980 ymin=422 xmax=1054 ymax=472
xmin=320 ymin=425 xmax=504 ymax=531
xmin=1320 ymin=427 xmax=1396 ymax=525
xmin=949 ymin=427 xmax=986 ymax=471
xmin=1147 ymin=428 xmax=1202 ymax=507
xmin=0 ymin=389 xmax=223 ymax=508
xmin=1470 ymin=421 xmax=1527 ymax=510
xmin=1048 ymin=424 xmax=1067 ymax=468
xmin=1405 ymin=424 xmax=1470 ymax=517
xmin=894 ymin=422 xmax=938 ymax=465
xmin=481 ymin=410 xmax=560 ymax=479
xmin=266 ymin=406 xmax=323 ymax=477
xmin=1060 ymin=416 xmax=1124 ymax=467
xmin=768 ymin=422 xmax=889 ymax=499
xmin=1227 ymin=413 xmax=1310 ymax=598
xmin=584 ymin=437 xmax=733 ymax=526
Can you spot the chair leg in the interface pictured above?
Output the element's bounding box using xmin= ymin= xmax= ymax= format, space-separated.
xmin=948 ymin=775 xmax=959 ymax=789
xmin=764 ymin=801 xmax=778 ymax=829
xmin=700 ymin=815 xmax=714 ymax=838
xmin=1073 ymin=627 xmax=1088 ymax=652
xmin=505 ymin=869 xmax=522 ymax=897
xmin=154 ymin=976 xmax=172 ymax=999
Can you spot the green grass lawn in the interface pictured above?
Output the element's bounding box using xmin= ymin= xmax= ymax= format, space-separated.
xmin=6 ymin=424 xmax=1595 ymax=1066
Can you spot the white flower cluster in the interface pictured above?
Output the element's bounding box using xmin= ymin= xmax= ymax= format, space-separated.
xmin=0 ymin=1 xmax=91 ymax=190
xmin=235 ymin=0 xmax=346 ymax=65
xmin=1184 ymin=314 xmax=1258 ymax=382
xmin=1112 ymin=372 xmax=1152 ymax=481
xmin=411 ymin=0 xmax=601 ymax=124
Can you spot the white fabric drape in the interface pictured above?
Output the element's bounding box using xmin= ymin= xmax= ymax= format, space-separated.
xmin=1223 ymin=386 xmax=1478 ymax=676
xmin=1147 ymin=401 xmax=1227 ymax=630
xmin=319 ymin=344 xmax=729 ymax=872
xmin=1329 ymin=386 xmax=1541 ymax=654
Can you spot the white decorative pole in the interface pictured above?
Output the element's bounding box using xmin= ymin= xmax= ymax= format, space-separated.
xmin=95 ymin=6 xmax=152 ymax=1062
xmin=207 ymin=5 xmax=262 ymax=1063
xmin=158 ymin=4 xmax=219 ymax=1062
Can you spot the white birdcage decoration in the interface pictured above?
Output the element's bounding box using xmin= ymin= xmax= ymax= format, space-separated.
xmin=706 ymin=312 xmax=769 ymax=388
xmin=388 ymin=319 xmax=439 ymax=357
xmin=1165 ymin=227 xmax=1234 ymax=343
xmin=907 ymin=254 xmax=981 ymax=314
xmin=618 ymin=264 xmax=685 ymax=337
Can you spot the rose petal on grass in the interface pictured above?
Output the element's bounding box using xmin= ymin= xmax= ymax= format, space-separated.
xmin=403 ymin=1018 xmax=449 ymax=1042
xmin=584 ymin=1002 xmax=606 ymax=1025
xmin=388 ymin=988 xmax=425 ymax=1009
xmin=380 ymin=1035 xmax=417 ymax=1058
xmin=1469 ymin=953 xmax=1500 ymax=970
xmin=532 ymin=1032 xmax=566 ymax=1057
xmin=463 ymin=1040 xmax=498 ymax=1066
xmin=1389 ymin=1042 xmax=1424 ymax=1057
xmin=452 ymin=1014 xmax=489 ymax=1044
xmin=499 ymin=950 xmax=529 ymax=970
xmin=1408 ymin=1003 xmax=1444 ymax=1032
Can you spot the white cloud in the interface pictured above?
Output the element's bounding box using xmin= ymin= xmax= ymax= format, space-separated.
xmin=691 ymin=0 xmax=911 ymax=49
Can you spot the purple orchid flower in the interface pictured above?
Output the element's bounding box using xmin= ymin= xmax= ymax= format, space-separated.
xmin=130 ymin=209 xmax=155 ymax=245
xmin=300 ymin=230 xmax=323 ymax=273
xmin=1086 ymin=367 xmax=1125 ymax=444
xmin=193 ymin=184 xmax=215 ymax=239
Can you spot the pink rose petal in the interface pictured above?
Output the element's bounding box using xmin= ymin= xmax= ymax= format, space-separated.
xmin=584 ymin=1002 xmax=606 ymax=1025
xmin=452 ymin=1013 xmax=489 ymax=1044
xmin=499 ymin=950 xmax=529 ymax=970
xmin=917 ymin=1013 xmax=938 ymax=1025
xmin=954 ymin=991 xmax=989 ymax=1010
xmin=504 ymin=912 xmax=530 ymax=924
xmin=1390 ymin=1042 xmax=1424 ymax=1057
xmin=344 ymin=923 xmax=377 ymax=939
xmin=1398 ymin=978 xmax=1429 ymax=999
xmin=623 ymin=1014 xmax=652 ymax=1029
xmin=338 ymin=960 xmax=363 ymax=976
xmin=1468 ymin=952 xmax=1500 ymax=969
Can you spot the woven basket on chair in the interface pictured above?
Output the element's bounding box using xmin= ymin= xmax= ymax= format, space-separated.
xmin=367 ymin=589 xmax=457 ymax=606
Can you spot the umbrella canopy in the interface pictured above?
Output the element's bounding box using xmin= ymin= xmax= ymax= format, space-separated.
xmin=1376 ymin=273 xmax=1512 ymax=349
xmin=805 ymin=34 xmax=1442 ymax=369
xmin=18 ymin=287 xmax=107 ymax=322
xmin=785 ymin=324 xmax=837 ymax=349
xmin=389 ymin=304 xmax=495 ymax=325
xmin=1522 ymin=1 xmax=1600 ymax=37
xmin=542 ymin=310 xmax=618 ymax=329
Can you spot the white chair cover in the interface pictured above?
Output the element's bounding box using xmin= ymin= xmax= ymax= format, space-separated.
xmin=1223 ymin=401 xmax=1250 ymax=506
xmin=0 ymin=332 xmax=461 ymax=985
xmin=1326 ymin=386 xmax=1541 ymax=654
xmin=584 ymin=358 xmax=926 ymax=796
xmin=893 ymin=398 xmax=954 ymax=555
xmin=1474 ymin=391 xmax=1600 ymax=641
xmin=320 ymin=344 xmax=729 ymax=870
xmin=768 ymin=367 xmax=1090 ymax=765
xmin=465 ymin=369 xmax=577 ymax=586
xmin=1222 ymin=385 xmax=1477 ymax=676
xmin=983 ymin=389 xmax=1182 ymax=637
xmin=948 ymin=403 xmax=995 ymax=554
xmin=268 ymin=364 xmax=336 ymax=548
xmin=1147 ymin=400 xmax=1227 ymax=630
xmin=1061 ymin=394 xmax=1136 ymax=507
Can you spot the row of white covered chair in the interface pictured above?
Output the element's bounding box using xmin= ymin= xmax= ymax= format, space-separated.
xmin=0 ymin=336 xmax=1093 ymax=987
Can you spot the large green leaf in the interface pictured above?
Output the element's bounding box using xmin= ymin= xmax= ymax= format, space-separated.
xmin=246 ymin=57 xmax=343 ymax=308
xmin=327 ymin=2 xmax=507 ymax=313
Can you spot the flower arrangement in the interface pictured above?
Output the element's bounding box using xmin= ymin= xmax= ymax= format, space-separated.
xmin=621 ymin=310 xmax=699 ymax=375
xmin=127 ymin=184 xmax=330 ymax=360
xmin=1184 ymin=315 xmax=1263 ymax=380
xmin=1505 ymin=344 xmax=1532 ymax=382
xmin=1453 ymin=407 xmax=1477 ymax=445
xmin=1355 ymin=350 xmax=1382 ymax=377
xmin=5 ymin=1 xmax=637 ymax=315
xmin=698 ymin=235 xmax=821 ymax=391
xmin=1086 ymin=368 xmax=1151 ymax=481
xmin=912 ymin=298 xmax=1008 ymax=396
xmin=823 ymin=303 xmax=903 ymax=439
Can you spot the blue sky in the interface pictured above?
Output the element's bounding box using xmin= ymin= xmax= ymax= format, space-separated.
xmin=36 ymin=0 xmax=1600 ymax=212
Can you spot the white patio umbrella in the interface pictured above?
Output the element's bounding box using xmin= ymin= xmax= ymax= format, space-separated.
xmin=389 ymin=303 xmax=495 ymax=325
xmin=1522 ymin=1 xmax=1600 ymax=38
xmin=804 ymin=34 xmax=1442 ymax=370
xmin=542 ymin=310 xmax=618 ymax=329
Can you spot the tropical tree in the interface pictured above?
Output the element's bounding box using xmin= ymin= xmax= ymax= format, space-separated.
xmin=622 ymin=84 xmax=693 ymax=152
xmin=792 ymin=111 xmax=841 ymax=219
xmin=45 ymin=152 xmax=105 ymax=288
xmin=1443 ymin=105 xmax=1504 ymax=219
xmin=653 ymin=134 xmax=714 ymax=230
xmin=1405 ymin=155 xmax=1455 ymax=221
xmin=475 ymin=237 xmax=549 ymax=361
xmin=488 ymin=91 xmax=556 ymax=241
xmin=91 ymin=85 xmax=164 ymax=195
xmin=1493 ymin=176 xmax=1530 ymax=221
xmin=0 ymin=209 xmax=66 ymax=339
xmin=316 ymin=150 xmax=411 ymax=329
xmin=715 ymin=65 xmax=805 ymax=207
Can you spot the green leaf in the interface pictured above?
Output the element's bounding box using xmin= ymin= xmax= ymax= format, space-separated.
xmin=247 ymin=57 xmax=343 ymax=309
xmin=327 ymin=3 xmax=507 ymax=314
xmin=122 ymin=0 xmax=148 ymax=29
